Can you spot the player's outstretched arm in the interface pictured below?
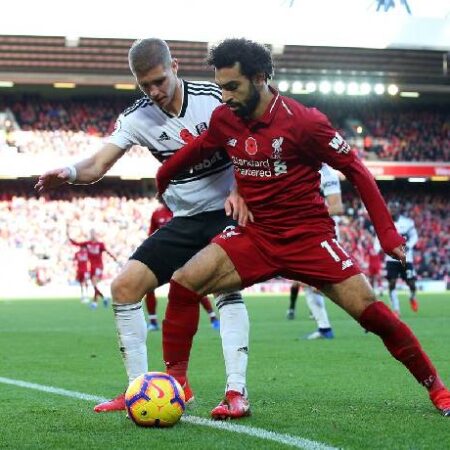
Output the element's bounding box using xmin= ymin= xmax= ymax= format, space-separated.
xmin=339 ymin=158 xmax=404 ymax=259
xmin=326 ymin=193 xmax=344 ymax=216
xmin=35 ymin=143 xmax=125 ymax=193
xmin=156 ymin=130 xmax=219 ymax=196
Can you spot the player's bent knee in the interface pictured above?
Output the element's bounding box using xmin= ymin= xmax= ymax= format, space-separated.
xmin=111 ymin=276 xmax=140 ymax=304
xmin=171 ymin=268 xmax=195 ymax=291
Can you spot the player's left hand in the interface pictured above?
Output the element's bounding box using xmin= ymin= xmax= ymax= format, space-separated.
xmin=225 ymin=190 xmax=254 ymax=226
xmin=390 ymin=245 xmax=406 ymax=267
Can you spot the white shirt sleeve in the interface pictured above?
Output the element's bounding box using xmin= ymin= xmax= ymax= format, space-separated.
xmin=320 ymin=163 xmax=341 ymax=196
xmin=105 ymin=114 xmax=140 ymax=150
xmin=406 ymin=220 xmax=418 ymax=249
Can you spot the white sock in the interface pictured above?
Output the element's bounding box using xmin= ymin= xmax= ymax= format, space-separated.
xmin=216 ymin=293 xmax=249 ymax=396
xmin=305 ymin=287 xmax=331 ymax=329
xmin=113 ymin=302 xmax=148 ymax=384
xmin=390 ymin=290 xmax=400 ymax=312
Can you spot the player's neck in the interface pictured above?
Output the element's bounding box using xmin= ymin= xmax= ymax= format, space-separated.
xmin=163 ymin=79 xmax=183 ymax=116
xmin=250 ymin=86 xmax=274 ymax=120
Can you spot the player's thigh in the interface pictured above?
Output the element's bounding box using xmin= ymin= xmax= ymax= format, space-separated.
xmin=111 ymin=259 xmax=159 ymax=303
xmin=321 ymin=273 xmax=376 ymax=320
xmin=173 ymin=243 xmax=242 ymax=296
xmin=130 ymin=215 xmax=219 ymax=286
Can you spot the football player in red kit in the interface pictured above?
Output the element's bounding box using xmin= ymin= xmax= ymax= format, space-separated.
xmin=367 ymin=236 xmax=384 ymax=298
xmin=156 ymin=38 xmax=450 ymax=417
xmin=68 ymin=228 xmax=117 ymax=309
xmin=145 ymin=201 xmax=219 ymax=331
xmin=74 ymin=246 xmax=90 ymax=304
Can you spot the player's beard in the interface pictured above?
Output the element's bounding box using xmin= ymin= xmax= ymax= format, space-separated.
xmin=228 ymin=82 xmax=260 ymax=119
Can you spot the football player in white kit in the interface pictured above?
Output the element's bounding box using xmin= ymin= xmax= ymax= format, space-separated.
xmin=287 ymin=164 xmax=344 ymax=339
xmin=35 ymin=38 xmax=251 ymax=419
xmin=385 ymin=201 xmax=419 ymax=315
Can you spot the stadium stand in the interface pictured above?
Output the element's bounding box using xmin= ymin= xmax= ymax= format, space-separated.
xmin=1 ymin=95 xmax=449 ymax=162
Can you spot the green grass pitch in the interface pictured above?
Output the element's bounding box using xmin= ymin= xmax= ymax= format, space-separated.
xmin=0 ymin=293 xmax=449 ymax=449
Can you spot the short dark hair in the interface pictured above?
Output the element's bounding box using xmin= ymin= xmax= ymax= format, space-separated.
xmin=128 ymin=38 xmax=172 ymax=76
xmin=207 ymin=38 xmax=274 ymax=81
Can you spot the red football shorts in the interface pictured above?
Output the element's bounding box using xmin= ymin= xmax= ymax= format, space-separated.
xmin=212 ymin=226 xmax=361 ymax=289
xmin=368 ymin=264 xmax=381 ymax=276
xmin=90 ymin=265 xmax=103 ymax=279
xmin=76 ymin=270 xmax=89 ymax=283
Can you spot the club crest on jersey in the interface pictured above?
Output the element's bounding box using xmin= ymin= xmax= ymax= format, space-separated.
xmin=195 ymin=122 xmax=208 ymax=134
xmin=271 ymin=136 xmax=284 ymax=159
xmin=245 ymin=137 xmax=258 ymax=156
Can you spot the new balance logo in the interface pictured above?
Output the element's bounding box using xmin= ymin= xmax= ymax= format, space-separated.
xmin=157 ymin=132 xmax=170 ymax=142
xmin=341 ymin=259 xmax=354 ymax=270
xmin=227 ymin=137 xmax=237 ymax=147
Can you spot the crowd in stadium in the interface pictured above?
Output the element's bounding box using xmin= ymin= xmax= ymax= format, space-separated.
xmin=0 ymin=188 xmax=447 ymax=286
xmin=1 ymin=97 xmax=448 ymax=162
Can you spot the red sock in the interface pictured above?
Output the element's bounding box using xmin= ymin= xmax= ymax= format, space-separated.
xmin=359 ymin=301 xmax=444 ymax=391
xmin=162 ymin=280 xmax=201 ymax=386
xmin=200 ymin=296 xmax=214 ymax=315
xmin=145 ymin=292 xmax=157 ymax=315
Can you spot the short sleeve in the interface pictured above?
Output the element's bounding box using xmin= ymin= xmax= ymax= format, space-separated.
xmin=106 ymin=114 xmax=139 ymax=150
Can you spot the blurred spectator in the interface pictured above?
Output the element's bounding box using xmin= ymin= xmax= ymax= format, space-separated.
xmin=0 ymin=186 xmax=447 ymax=285
xmin=0 ymin=96 xmax=448 ymax=162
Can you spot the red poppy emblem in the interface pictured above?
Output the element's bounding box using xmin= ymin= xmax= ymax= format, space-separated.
xmin=245 ymin=137 xmax=258 ymax=156
xmin=180 ymin=128 xmax=195 ymax=144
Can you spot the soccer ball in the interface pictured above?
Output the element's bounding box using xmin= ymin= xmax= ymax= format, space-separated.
xmin=125 ymin=372 xmax=186 ymax=427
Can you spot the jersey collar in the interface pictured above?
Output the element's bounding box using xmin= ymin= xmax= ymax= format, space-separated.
xmin=158 ymin=79 xmax=188 ymax=119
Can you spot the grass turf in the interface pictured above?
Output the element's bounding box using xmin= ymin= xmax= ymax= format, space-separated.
xmin=0 ymin=293 xmax=449 ymax=449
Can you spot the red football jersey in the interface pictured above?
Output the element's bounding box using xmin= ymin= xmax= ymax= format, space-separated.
xmin=158 ymin=88 xmax=403 ymax=255
xmin=368 ymin=245 xmax=382 ymax=270
xmin=70 ymin=239 xmax=106 ymax=267
xmin=74 ymin=247 xmax=89 ymax=272
xmin=148 ymin=205 xmax=173 ymax=235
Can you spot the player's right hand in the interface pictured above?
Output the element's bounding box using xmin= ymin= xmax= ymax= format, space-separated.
xmin=390 ymin=245 xmax=406 ymax=267
xmin=34 ymin=167 xmax=70 ymax=193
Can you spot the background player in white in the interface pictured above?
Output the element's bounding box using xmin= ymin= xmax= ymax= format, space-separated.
xmin=384 ymin=201 xmax=419 ymax=315
xmin=287 ymin=164 xmax=344 ymax=339
xmin=35 ymin=38 xmax=251 ymax=419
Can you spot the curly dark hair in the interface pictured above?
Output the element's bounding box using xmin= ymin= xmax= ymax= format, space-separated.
xmin=207 ymin=38 xmax=274 ymax=81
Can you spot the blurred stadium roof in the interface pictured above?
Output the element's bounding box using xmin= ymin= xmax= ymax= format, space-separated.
xmin=2 ymin=0 xmax=450 ymax=50
xmin=0 ymin=0 xmax=449 ymax=93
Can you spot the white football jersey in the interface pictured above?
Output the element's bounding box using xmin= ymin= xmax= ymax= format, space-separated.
xmin=320 ymin=164 xmax=341 ymax=239
xmin=107 ymin=80 xmax=233 ymax=217
xmin=385 ymin=215 xmax=418 ymax=263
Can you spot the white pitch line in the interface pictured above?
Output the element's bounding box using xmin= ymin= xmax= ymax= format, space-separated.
xmin=0 ymin=377 xmax=339 ymax=450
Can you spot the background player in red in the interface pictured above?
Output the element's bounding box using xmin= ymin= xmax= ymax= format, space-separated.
xmin=367 ymin=235 xmax=384 ymax=298
xmin=74 ymin=245 xmax=90 ymax=304
xmin=156 ymin=38 xmax=450 ymax=417
xmin=146 ymin=200 xmax=219 ymax=331
xmin=68 ymin=227 xmax=117 ymax=309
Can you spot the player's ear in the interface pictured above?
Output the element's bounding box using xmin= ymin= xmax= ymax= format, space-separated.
xmin=252 ymin=72 xmax=266 ymax=87
xmin=171 ymin=58 xmax=178 ymax=73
